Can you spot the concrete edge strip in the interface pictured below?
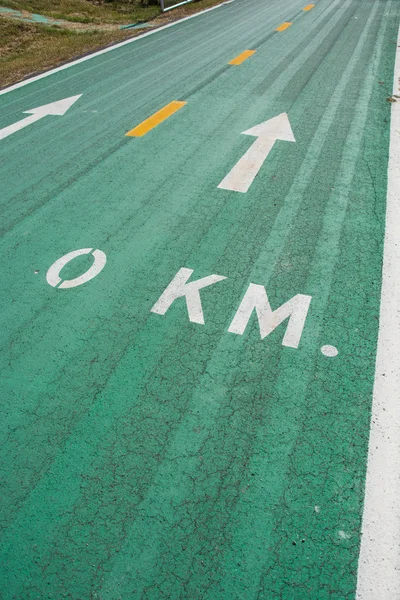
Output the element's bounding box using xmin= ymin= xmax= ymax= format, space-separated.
xmin=0 ymin=1 xmax=233 ymax=97
xmin=356 ymin=24 xmax=400 ymax=600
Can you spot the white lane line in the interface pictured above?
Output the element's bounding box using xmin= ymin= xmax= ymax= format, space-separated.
xmin=0 ymin=1 xmax=232 ymax=96
xmin=356 ymin=26 xmax=400 ymax=600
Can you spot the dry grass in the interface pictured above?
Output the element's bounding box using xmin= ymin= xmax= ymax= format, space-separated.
xmin=0 ymin=0 xmax=159 ymax=24
xmin=0 ymin=19 xmax=133 ymax=86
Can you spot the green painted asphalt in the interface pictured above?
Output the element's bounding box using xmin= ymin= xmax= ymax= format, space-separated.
xmin=0 ymin=0 xmax=398 ymax=597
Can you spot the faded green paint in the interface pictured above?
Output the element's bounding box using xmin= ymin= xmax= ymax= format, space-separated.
xmin=0 ymin=0 xmax=398 ymax=598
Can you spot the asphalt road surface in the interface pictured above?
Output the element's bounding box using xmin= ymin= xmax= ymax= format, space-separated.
xmin=1 ymin=0 xmax=399 ymax=598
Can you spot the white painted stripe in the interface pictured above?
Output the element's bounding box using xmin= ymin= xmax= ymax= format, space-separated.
xmin=356 ymin=25 xmax=400 ymax=600
xmin=163 ymin=0 xmax=196 ymax=12
xmin=0 ymin=1 xmax=231 ymax=96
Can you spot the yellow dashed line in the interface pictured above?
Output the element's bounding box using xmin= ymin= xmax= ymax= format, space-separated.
xmin=275 ymin=22 xmax=293 ymax=32
xmin=303 ymin=4 xmax=315 ymax=11
xmin=126 ymin=101 xmax=187 ymax=137
xmin=229 ymin=50 xmax=256 ymax=65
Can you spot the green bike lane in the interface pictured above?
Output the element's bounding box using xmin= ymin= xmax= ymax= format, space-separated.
xmin=0 ymin=0 xmax=399 ymax=598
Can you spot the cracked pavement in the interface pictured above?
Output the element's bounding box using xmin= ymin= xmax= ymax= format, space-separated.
xmin=0 ymin=0 xmax=399 ymax=597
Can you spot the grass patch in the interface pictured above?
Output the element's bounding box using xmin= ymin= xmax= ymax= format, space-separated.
xmin=0 ymin=0 xmax=160 ymax=24
xmin=0 ymin=18 xmax=133 ymax=86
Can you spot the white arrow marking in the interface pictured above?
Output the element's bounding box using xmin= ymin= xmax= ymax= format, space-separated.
xmin=0 ymin=94 xmax=82 ymax=141
xmin=218 ymin=113 xmax=296 ymax=193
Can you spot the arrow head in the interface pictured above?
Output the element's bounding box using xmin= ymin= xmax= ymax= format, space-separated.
xmin=242 ymin=112 xmax=295 ymax=142
xmin=24 ymin=94 xmax=82 ymax=117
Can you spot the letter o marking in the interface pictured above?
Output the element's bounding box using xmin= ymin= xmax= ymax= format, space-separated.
xmin=46 ymin=248 xmax=106 ymax=289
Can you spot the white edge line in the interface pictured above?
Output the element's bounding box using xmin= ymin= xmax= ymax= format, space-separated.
xmin=0 ymin=1 xmax=231 ymax=96
xmin=356 ymin=26 xmax=400 ymax=600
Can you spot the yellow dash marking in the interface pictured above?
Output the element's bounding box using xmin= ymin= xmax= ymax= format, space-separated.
xmin=229 ymin=50 xmax=256 ymax=66
xmin=303 ymin=4 xmax=315 ymax=11
xmin=275 ymin=22 xmax=292 ymax=32
xmin=126 ymin=101 xmax=187 ymax=137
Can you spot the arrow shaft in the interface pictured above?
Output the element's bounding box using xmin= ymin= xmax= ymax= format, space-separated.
xmin=218 ymin=137 xmax=276 ymax=193
xmin=0 ymin=113 xmax=44 ymax=141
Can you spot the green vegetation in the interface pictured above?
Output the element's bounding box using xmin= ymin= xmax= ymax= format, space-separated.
xmin=0 ymin=0 xmax=160 ymax=25
xmin=0 ymin=18 xmax=132 ymax=87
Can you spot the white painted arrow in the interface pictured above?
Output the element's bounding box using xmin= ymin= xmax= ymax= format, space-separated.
xmin=218 ymin=113 xmax=296 ymax=193
xmin=0 ymin=95 xmax=82 ymax=141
